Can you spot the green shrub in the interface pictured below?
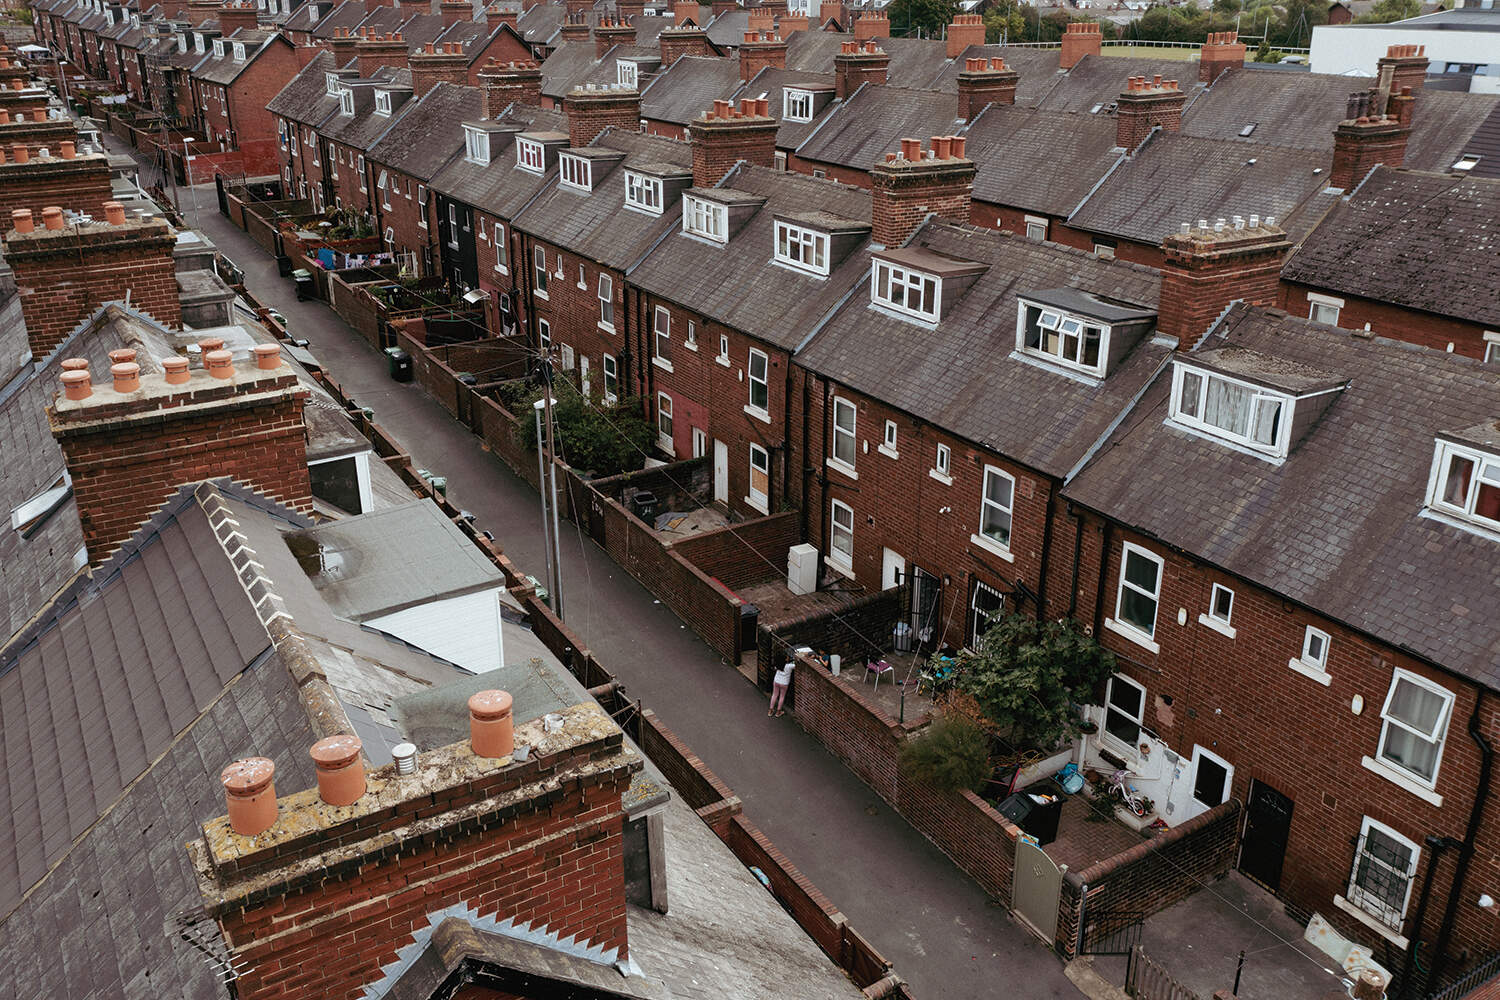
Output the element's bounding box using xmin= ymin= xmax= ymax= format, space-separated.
xmin=899 ymin=715 xmax=992 ymax=794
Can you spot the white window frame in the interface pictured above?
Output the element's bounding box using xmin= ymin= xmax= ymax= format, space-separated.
xmin=516 ymin=136 xmax=544 ymax=173
xmin=717 ymin=333 xmax=730 ymax=366
xmin=1307 ymin=291 xmax=1344 ymax=326
xmin=971 ymin=465 xmax=1014 ymax=559
xmin=625 ymin=171 xmax=663 ymax=214
xmin=879 ymin=419 xmax=898 ymax=458
xmin=1017 ymin=301 xmax=1109 ymax=379
xmin=232 ymin=41 xmax=246 ymax=61
xmin=212 ymin=39 xmax=224 ymax=57
xmin=1372 ymin=668 xmax=1454 ymax=792
xmin=537 ymin=317 xmax=551 ymax=351
xmin=1197 ymin=582 xmax=1236 ymax=638
xmin=1484 ymin=333 xmax=1499 ymax=365
xmin=653 ymin=306 xmax=671 ymax=369
xmin=616 ymin=59 xmax=638 ymax=88
xmin=1024 ymin=214 xmax=1047 ymax=241
xmin=375 ymin=90 xmax=391 ymax=115
xmin=783 ymin=87 xmax=813 ymax=122
xmin=533 ymin=247 xmax=548 ymax=297
xmin=773 ymin=220 xmax=830 ymax=276
xmin=1338 ymin=817 xmax=1421 ymax=944
xmin=493 ymin=221 xmax=506 ymax=270
xmin=1427 ymin=440 xmax=1500 ymax=533
xmin=828 ymin=498 xmax=855 ymax=574
xmin=931 ymin=443 xmax=952 ymax=484
xmin=1289 ymin=625 xmax=1332 ymax=685
xmin=657 ymin=392 xmax=675 ymax=454
xmin=968 ymin=579 xmax=1005 ymax=649
xmin=1102 ymin=673 xmax=1147 ymax=754
xmin=559 ymin=152 xmax=591 ymax=191
xmin=683 ymin=194 xmax=727 ymax=242
xmin=1188 ymin=745 xmax=1234 ymax=812
xmin=746 ymin=348 xmax=769 ymax=420
xmin=870 ymin=258 xmax=939 ymax=323
xmin=747 ymin=443 xmax=770 ymax=513
xmin=602 ymin=353 xmax=618 ymax=403
xmin=1169 ymin=363 xmax=1293 ymax=459
xmin=464 ymin=125 xmax=490 ymax=165
xmin=829 ymin=396 xmax=857 ymax=477
xmin=446 ymin=202 xmax=459 ymax=248
xmin=598 ymin=273 xmax=614 ymax=330
xmin=1106 ymin=542 xmax=1163 ymax=652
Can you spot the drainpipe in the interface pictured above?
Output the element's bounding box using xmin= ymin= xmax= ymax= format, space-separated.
xmin=1091 ymin=520 xmax=1113 ymax=637
xmin=799 ymin=369 xmax=811 ymax=541
xmin=1425 ymin=691 xmax=1493 ymax=993
xmin=1400 ymin=835 xmax=1461 ymax=1000
xmin=1035 ymin=480 xmax=1056 ymax=622
xmin=1066 ymin=501 xmax=1085 ymax=620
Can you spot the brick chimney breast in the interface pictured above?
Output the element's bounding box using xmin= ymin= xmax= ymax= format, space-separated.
xmin=738 ymin=29 xmax=786 ymax=81
xmin=355 ymin=31 xmax=408 ymax=76
xmin=559 ymin=11 xmax=591 ymax=42
xmin=594 ymin=15 xmax=636 ymax=57
xmin=957 ymin=56 xmax=1017 ymax=120
xmin=658 ymin=23 xmax=713 ymax=62
xmin=690 ymin=96 xmax=777 ymax=186
xmin=1157 ymin=216 xmax=1291 ymax=345
xmin=1198 ymin=30 xmax=1245 ymax=84
xmin=1115 ymin=74 xmax=1184 ymax=152
xmin=409 ymin=40 xmax=470 ymax=97
xmin=833 ymin=38 xmax=888 ymax=100
xmin=870 ymin=134 xmax=976 ymax=248
xmin=479 ymin=58 xmax=543 ymax=116
xmin=1059 ymin=20 xmax=1101 ymax=69
xmin=563 ymin=83 xmax=641 ymax=147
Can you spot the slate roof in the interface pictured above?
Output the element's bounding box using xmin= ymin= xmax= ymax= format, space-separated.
xmin=1068 ymin=131 xmax=1338 ymax=245
xmin=929 ymin=43 xmax=1062 ymax=107
xmin=1403 ymin=90 xmax=1500 ymax=173
xmin=290 ymin=0 xmax=365 ymax=39
xmin=965 ymin=103 xmax=1123 ymax=217
xmin=1459 ymin=100 xmax=1500 ymax=178
xmin=783 ymin=29 xmax=847 ymax=73
xmin=630 ymin=163 xmax=872 ymax=351
xmin=738 ymin=67 xmax=838 ymax=148
xmin=517 ymin=0 xmax=565 ymax=44
xmin=539 ymin=38 xmax=603 ymax=99
xmin=579 ymin=42 xmax=661 ymax=87
xmin=368 ymin=80 xmax=483 ymax=180
xmin=515 ymin=128 xmax=689 ymax=269
xmin=1281 ymin=166 xmax=1500 ymax=328
xmin=429 ymin=102 xmax=567 ymax=218
xmin=795 ymin=84 xmax=961 ymax=170
xmin=266 ymin=50 xmax=341 ymax=123
xmin=319 ymin=69 xmax=414 ymax=150
xmin=703 ymin=7 xmax=749 ymax=47
xmin=1180 ymin=66 xmax=1375 ymax=150
xmin=1064 ymin=303 xmax=1500 ymax=686
xmin=796 ymin=220 xmax=1165 ymax=479
xmin=641 ymin=54 xmax=740 ymax=125
xmin=190 ymin=30 xmax=279 ymax=86
xmin=1034 ymin=52 xmax=1205 ymax=113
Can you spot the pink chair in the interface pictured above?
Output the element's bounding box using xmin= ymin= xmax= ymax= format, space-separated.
xmin=864 ymin=659 xmax=894 ymax=690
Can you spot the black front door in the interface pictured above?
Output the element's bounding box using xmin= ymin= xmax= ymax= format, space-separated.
xmin=1241 ymin=779 xmax=1295 ymax=891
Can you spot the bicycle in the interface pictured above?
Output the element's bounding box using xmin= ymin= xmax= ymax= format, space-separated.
xmin=1109 ymin=769 xmax=1150 ymax=817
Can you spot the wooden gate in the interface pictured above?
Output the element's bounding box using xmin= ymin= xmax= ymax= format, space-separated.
xmin=1013 ymin=838 xmax=1063 ymax=943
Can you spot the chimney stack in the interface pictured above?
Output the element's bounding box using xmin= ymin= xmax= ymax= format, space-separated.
xmin=1116 ymin=74 xmax=1184 ymax=152
xmin=618 ymin=0 xmax=645 ymax=17
xmin=690 ymin=96 xmax=777 ymax=186
xmin=50 ymin=347 xmax=313 ymax=565
xmin=485 ymin=4 xmax=518 ymax=30
xmin=565 ymin=0 xmax=592 ymax=13
xmin=870 ymin=134 xmax=976 ymax=247
xmin=746 ymin=6 xmax=773 ymax=31
xmin=852 ymin=9 xmax=888 ymax=39
xmin=4 ymin=207 xmax=180 ymax=361
xmin=564 ymin=83 xmax=641 ymax=147
xmin=834 ymin=38 xmax=888 ymax=100
xmin=595 ymin=15 xmax=636 ymax=56
xmin=1198 ymin=30 xmax=1245 ymax=84
xmin=1377 ymin=44 xmax=1427 ymax=94
xmin=957 ymin=56 xmax=1017 ymax=120
xmin=311 ymin=735 xmax=366 ymax=805
xmin=709 ymin=0 xmax=735 ymax=15
xmin=439 ymin=0 xmax=471 ymax=25
xmin=468 ymin=690 xmax=515 ymax=757
xmin=221 ymin=758 xmax=277 ymax=838
xmin=738 ymin=29 xmax=786 ymax=81
xmin=329 ymin=26 xmax=358 ymax=65
xmin=216 ymin=1 xmax=259 ymax=35
xmin=559 ymin=11 xmax=591 ymax=42
xmin=1330 ymin=87 xmax=1410 ymax=189
xmin=408 ymin=40 xmax=470 ymax=97
xmin=479 ymin=58 xmax=543 ymax=115
xmin=0 ymin=143 xmax=113 ymax=224
xmin=1157 ymin=217 xmax=1291 ymax=345
xmin=777 ymin=11 xmax=808 ymax=33
xmin=945 ymin=13 xmax=984 ymax=59
xmin=355 ymin=31 xmax=408 ymax=76
xmin=1059 ymin=21 xmax=1101 ymax=70
xmin=673 ymin=0 xmax=702 ymax=24
xmin=658 ymin=23 xmax=714 ymax=62
xmin=818 ymin=0 xmax=841 ymax=25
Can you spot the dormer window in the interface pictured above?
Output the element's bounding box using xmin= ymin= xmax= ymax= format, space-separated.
xmin=464 ymin=124 xmax=490 ymax=165
xmin=625 ymin=170 xmax=662 ymax=214
xmin=515 ymin=136 xmax=544 ymax=173
xmin=616 ymin=59 xmax=638 ymax=88
xmin=195 ymin=35 xmax=205 ymax=53
xmin=308 ymin=3 xmax=319 ymax=19
xmin=325 ymin=71 xmax=341 ymax=95
xmin=1427 ymin=437 xmax=1500 ymax=532
xmin=1018 ymin=303 xmax=1105 ymax=377
xmin=1170 ymin=364 xmax=1291 ymax=457
xmin=871 ymin=258 xmax=938 ymax=323
xmin=339 ymin=88 xmax=354 ymax=116
xmin=683 ymin=194 xmax=727 ymax=243
xmin=212 ymin=39 xmax=224 ymax=57
xmin=232 ymin=42 xmax=246 ymax=61
xmin=375 ymin=90 xmax=391 ymax=115
xmin=774 ymin=220 xmax=828 ymax=276
xmin=784 ymin=88 xmax=813 ymax=122
xmin=178 ymin=32 xmax=187 ymax=48
xmin=559 ymin=152 xmax=591 ymax=191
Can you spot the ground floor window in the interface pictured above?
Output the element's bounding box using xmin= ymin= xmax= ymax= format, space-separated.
xmin=968 ymin=580 xmax=1004 ymax=649
xmin=1104 ymin=674 xmax=1146 ymax=748
xmin=1346 ymin=817 xmax=1420 ymax=933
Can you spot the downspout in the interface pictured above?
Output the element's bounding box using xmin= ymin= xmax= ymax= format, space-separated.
xmin=1035 ymin=481 xmax=1056 ymax=622
xmin=1091 ymin=519 xmax=1113 ymax=638
xmin=799 ymin=367 xmax=811 ymax=540
xmin=1400 ymin=836 xmax=1461 ymax=1000
xmin=1066 ymin=501 xmax=1085 ymax=620
xmin=1425 ymin=690 xmax=1493 ymax=993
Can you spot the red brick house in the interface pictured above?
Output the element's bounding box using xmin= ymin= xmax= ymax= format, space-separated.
xmin=187 ymin=28 xmax=300 ymax=177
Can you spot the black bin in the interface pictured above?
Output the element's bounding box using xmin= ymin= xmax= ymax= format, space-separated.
xmin=291 ymin=268 xmax=314 ymax=301
xmin=630 ymin=490 xmax=658 ymax=523
xmin=385 ymin=347 xmax=412 ymax=383
xmin=275 ymin=254 xmax=293 ymax=276
xmin=998 ymin=791 xmax=1062 ymax=846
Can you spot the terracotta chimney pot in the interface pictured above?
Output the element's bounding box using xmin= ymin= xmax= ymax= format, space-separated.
xmin=205 ymin=349 xmax=234 ymax=379
xmin=221 ymin=757 xmax=278 ymax=837
xmin=11 ymin=143 xmax=27 ymax=163
xmin=108 ymin=347 xmax=136 ymax=365
xmin=468 ymin=689 xmax=515 ymax=758
xmin=61 ymin=357 xmax=90 ymax=372
xmin=199 ymin=336 xmax=226 ymax=352
xmin=162 ymin=356 xmax=190 ymax=384
xmin=310 ymin=734 xmax=366 ymax=806
xmin=104 ymin=201 xmax=126 ymax=225
xmin=11 ymin=208 xmax=33 ymax=233
xmin=111 ymin=362 xmax=140 ymax=393
xmin=253 ymin=343 xmax=281 ymax=369
xmin=42 ymin=206 xmax=63 ymax=230
xmin=61 ymin=369 xmax=92 ymax=400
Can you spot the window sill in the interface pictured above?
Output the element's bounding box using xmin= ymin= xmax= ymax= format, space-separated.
xmin=715 ymin=355 xmax=732 ymax=368
xmin=826 ymin=457 xmax=858 ymax=481
xmin=495 ymin=265 xmax=508 ymax=276
xmin=533 ymin=289 xmax=548 ymax=301
xmin=657 ymin=438 xmax=675 ymax=458
xmin=652 ymin=356 xmax=674 ymax=374
xmin=744 ymin=495 xmax=768 ymax=516
xmin=1287 ymin=657 xmax=1332 ymax=687
xmin=1361 ymin=755 xmax=1443 ymax=807
xmin=826 ymin=555 xmax=855 ymax=580
xmin=1333 ymin=895 xmax=1408 ymax=949
xmin=1197 ymin=614 xmax=1236 ymax=639
xmin=684 ymin=340 xmax=698 ymax=352
xmin=1104 ymin=618 xmax=1160 ymax=654
xmin=878 ymin=444 xmax=899 ymax=460
xmin=969 ymin=532 xmax=1015 ymax=563
xmin=929 ymin=468 xmax=953 ymax=485
xmin=744 ymin=405 xmax=771 ymax=425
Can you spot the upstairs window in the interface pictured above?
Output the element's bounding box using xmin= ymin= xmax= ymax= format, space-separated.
xmin=654 ymin=306 xmax=671 ymax=363
xmin=1308 ymin=292 xmax=1343 ymax=326
xmin=747 ymin=349 xmax=769 ymax=414
xmin=978 ymin=466 xmax=1014 ymax=550
xmin=1377 ymin=669 xmax=1453 ymax=788
xmin=625 ymin=171 xmax=663 ymax=214
xmin=1171 ymin=365 xmax=1289 ymax=457
xmin=871 ymin=259 xmax=938 ymax=323
xmin=492 ymin=221 xmax=505 ymax=267
xmin=1428 ymin=441 xmax=1500 ymax=532
xmin=617 ymin=59 xmax=638 ymax=88
xmin=533 ymin=247 xmax=548 ymax=295
xmin=1113 ymin=543 xmax=1163 ymax=643
xmin=212 ymin=39 xmax=224 ymax=57
xmin=830 ymin=396 xmax=856 ymax=471
xmin=516 ymin=136 xmax=544 ymax=173
xmin=774 ymin=221 xmax=828 ymax=276
xmin=935 ymin=443 xmax=951 ymax=478
xmin=784 ymin=88 xmax=813 ymax=122
xmin=1018 ymin=302 xmax=1106 ymax=377
xmin=375 ymin=91 xmax=391 ymax=115
xmin=325 ymin=71 xmax=342 ymax=95
xmin=339 ymin=89 xmax=354 ymax=115
xmin=559 ymin=153 xmax=591 ymax=191
xmin=598 ymin=273 xmax=614 ymax=329
xmin=683 ymin=195 xmax=727 ymax=242
xmin=232 ymin=41 xmax=245 ymax=61
xmin=464 ymin=125 xmax=490 ymax=165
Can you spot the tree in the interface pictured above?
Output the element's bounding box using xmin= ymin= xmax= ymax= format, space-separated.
xmin=982 ymin=3 xmax=1026 ymax=43
xmin=899 ymin=714 xmax=992 ymax=793
xmin=943 ymin=612 xmax=1116 ymax=750
xmin=886 ymin=0 xmax=958 ymax=38
xmin=1356 ymin=0 xmax=1420 ymax=21
xmin=516 ymin=381 xmax=655 ymax=478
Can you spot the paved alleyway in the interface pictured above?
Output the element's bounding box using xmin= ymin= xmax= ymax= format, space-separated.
xmin=156 ymin=162 xmax=1082 ymax=999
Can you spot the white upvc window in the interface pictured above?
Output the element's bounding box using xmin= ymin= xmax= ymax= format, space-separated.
xmin=1170 ymin=363 xmax=1291 ymax=458
xmin=602 ymin=353 xmax=618 ymax=403
xmin=598 ymin=273 xmax=614 ymax=329
xmin=537 ymin=317 xmax=551 ymax=350
xmin=657 ymin=392 xmax=675 ymax=453
xmin=446 ymin=202 xmax=459 ymax=247
xmin=493 ymin=222 xmax=506 ymax=269
xmin=881 ymin=419 xmax=898 ymax=456
xmin=774 ymin=221 xmax=829 ymax=276
xmin=559 ymin=152 xmax=591 ymax=191
xmin=1484 ymin=333 xmax=1499 ymax=365
xmin=748 ymin=443 xmax=770 ymax=513
xmin=338 ymin=88 xmax=354 ymax=115
xmin=871 ymin=258 xmax=939 ymax=323
xmin=1103 ymin=673 xmax=1146 ymax=750
xmin=616 ymin=59 xmax=638 ymax=87
xmin=968 ymin=580 xmax=1005 ymax=649
xmin=1427 ymin=440 xmax=1500 ymax=532
xmin=1025 ymin=215 xmax=1047 ymax=241
xmin=1307 ymin=292 xmax=1344 ymax=326
xmin=686 ymin=321 xmax=697 ymax=349
xmin=747 ymin=348 xmax=769 ymax=415
xmin=1376 ymin=669 xmax=1453 ymax=788
xmin=232 ymin=41 xmax=245 ymax=61
xmin=1018 ymin=302 xmax=1107 ymax=378
xmin=1198 ymin=582 xmax=1235 ymax=638
xmin=375 ymin=90 xmax=391 ymax=115
xmin=828 ymin=498 xmax=854 ymax=573
xmin=464 ymin=125 xmax=490 ymax=165
xmin=977 ymin=465 xmax=1014 ymax=551
xmin=329 ymin=149 xmax=338 ymax=179
xmin=830 ymin=396 xmax=856 ymax=474
xmin=533 ymin=247 xmax=548 ymax=296
xmin=1344 ymin=817 xmax=1420 ymax=936
xmin=379 ymin=170 xmax=390 ymax=208
xmin=783 ymin=87 xmax=813 ymax=122
xmin=654 ymin=306 xmax=671 ymax=364
xmin=717 ymin=333 xmax=730 ymax=364
xmin=934 ymin=443 xmax=951 ymax=481
xmin=516 ymin=136 xmax=544 ymax=173
xmin=625 ymin=171 xmax=663 ymax=214
xmin=1109 ymin=542 xmax=1163 ymax=649
xmin=212 ymin=39 xmax=224 ymax=57
xmin=683 ymin=194 xmax=727 ymax=242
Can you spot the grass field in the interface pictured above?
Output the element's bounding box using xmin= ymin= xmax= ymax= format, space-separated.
xmin=1097 ymin=43 xmax=1201 ymax=60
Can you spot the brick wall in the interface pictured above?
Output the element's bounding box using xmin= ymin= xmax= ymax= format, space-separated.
xmin=1280 ymin=280 xmax=1493 ymax=360
xmin=760 ymin=586 xmax=902 ymax=688
xmin=870 ymin=150 xmax=974 ymax=248
xmin=689 ymin=108 xmax=778 ymax=187
xmin=0 ymin=154 xmax=113 ymax=222
xmin=563 ymin=88 xmax=641 ymax=148
xmin=1157 ymin=223 xmax=1289 ymax=345
xmin=672 ymin=509 xmax=798 ymax=591
xmin=372 ymin=164 xmax=440 ymax=275
xmin=523 ymin=232 xmax=627 ymax=399
xmin=1115 ymin=85 xmax=1185 ymax=153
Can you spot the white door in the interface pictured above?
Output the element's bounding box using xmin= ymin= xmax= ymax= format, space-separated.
xmin=713 ymin=439 xmax=729 ymax=505
xmin=1187 ymin=745 xmax=1234 ymax=819
xmin=881 ymin=548 xmax=905 ymax=591
xmin=579 ymin=356 xmax=590 ymax=396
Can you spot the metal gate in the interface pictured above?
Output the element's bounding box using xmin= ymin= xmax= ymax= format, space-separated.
xmin=1126 ymin=945 xmax=1203 ymax=1000
xmin=1013 ymin=838 xmax=1063 ymax=943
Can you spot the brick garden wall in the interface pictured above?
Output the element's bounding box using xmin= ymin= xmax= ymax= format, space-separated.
xmin=671 ymin=510 xmax=799 ymax=592
xmin=760 ymin=586 xmax=904 ymax=688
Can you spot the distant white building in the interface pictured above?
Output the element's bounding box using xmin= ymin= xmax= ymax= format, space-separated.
xmin=1310 ymin=7 xmax=1500 ymax=91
